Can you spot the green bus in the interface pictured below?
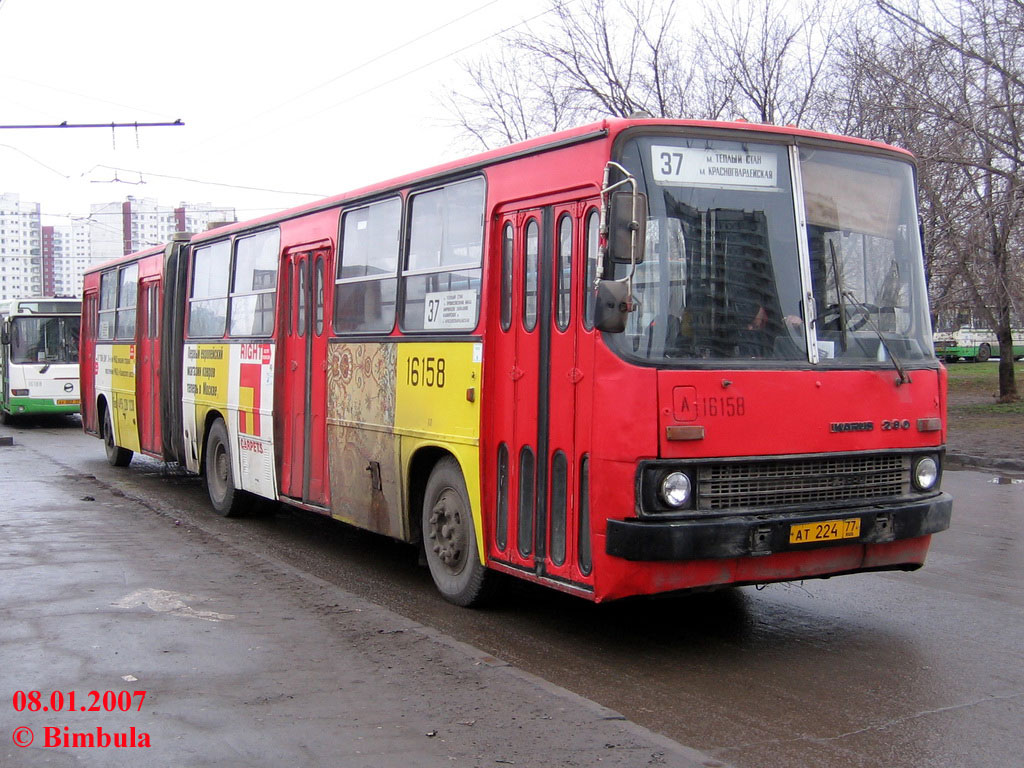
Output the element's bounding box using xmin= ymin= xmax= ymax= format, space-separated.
xmin=0 ymin=298 xmax=82 ymax=423
xmin=933 ymin=326 xmax=1024 ymax=362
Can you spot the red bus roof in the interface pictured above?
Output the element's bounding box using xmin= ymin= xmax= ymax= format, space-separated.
xmin=87 ymin=117 xmax=915 ymax=269
xmin=191 ymin=117 xmax=913 ymax=242
xmin=83 ymin=244 xmax=165 ymax=278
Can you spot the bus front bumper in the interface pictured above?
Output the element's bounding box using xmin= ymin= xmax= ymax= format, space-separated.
xmin=5 ymin=397 xmax=81 ymax=416
xmin=605 ymin=493 xmax=952 ymax=561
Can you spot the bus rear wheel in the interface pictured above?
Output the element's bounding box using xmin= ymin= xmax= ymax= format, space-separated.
xmin=103 ymin=407 xmax=133 ymax=467
xmin=204 ymin=418 xmax=245 ymax=517
xmin=976 ymin=343 xmax=991 ymax=362
xmin=422 ymin=457 xmax=489 ymax=607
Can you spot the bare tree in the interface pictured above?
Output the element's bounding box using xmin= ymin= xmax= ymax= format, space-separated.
xmin=442 ymin=49 xmax=579 ymax=149
xmin=695 ymin=0 xmax=847 ymax=128
xmin=445 ymin=0 xmax=697 ymax=149
xmin=443 ymin=0 xmax=1021 ymax=398
xmin=861 ymin=0 xmax=1024 ymax=399
xmin=446 ymin=0 xmax=845 ymax=145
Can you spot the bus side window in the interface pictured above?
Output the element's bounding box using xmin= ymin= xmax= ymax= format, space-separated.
xmin=335 ymin=197 xmax=400 ymax=334
xmin=115 ymin=263 xmax=139 ymax=341
xmin=315 ymin=256 xmax=324 ymax=336
xmin=230 ymin=229 xmax=280 ymax=337
xmin=584 ymin=209 xmax=600 ymax=330
xmin=189 ymin=241 xmax=231 ymax=338
xmin=556 ymin=214 xmax=572 ymax=331
xmin=149 ymin=285 xmax=159 ymax=340
xmin=98 ymin=270 xmax=117 ymax=340
xmin=523 ymin=219 xmax=539 ymax=331
xmin=402 ymin=177 xmax=485 ymax=332
xmin=297 ymin=258 xmax=307 ymax=338
xmin=500 ymin=223 xmax=513 ymax=332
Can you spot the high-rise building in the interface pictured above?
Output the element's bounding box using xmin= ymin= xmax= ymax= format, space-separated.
xmin=89 ymin=196 xmax=237 ymax=263
xmin=41 ymin=220 xmax=92 ymax=297
xmin=2 ymin=194 xmax=238 ymax=300
xmin=0 ymin=193 xmax=43 ymax=302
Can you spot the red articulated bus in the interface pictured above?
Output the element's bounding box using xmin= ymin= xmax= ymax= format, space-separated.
xmin=81 ymin=118 xmax=952 ymax=605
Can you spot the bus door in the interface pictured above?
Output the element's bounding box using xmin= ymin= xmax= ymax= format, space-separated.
xmin=1 ymin=316 xmax=9 ymax=414
xmin=136 ymin=279 xmax=161 ymax=454
xmin=543 ymin=202 xmax=592 ymax=583
xmin=81 ymin=293 xmax=99 ymax=434
xmin=280 ymin=245 xmax=331 ymax=507
xmin=493 ymin=202 xmax=593 ymax=585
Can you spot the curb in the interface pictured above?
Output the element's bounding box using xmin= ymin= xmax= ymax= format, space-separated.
xmin=946 ymin=450 xmax=1024 ymax=473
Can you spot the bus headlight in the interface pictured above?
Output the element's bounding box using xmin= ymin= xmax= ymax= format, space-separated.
xmin=912 ymin=456 xmax=939 ymax=491
xmin=660 ymin=472 xmax=693 ymax=508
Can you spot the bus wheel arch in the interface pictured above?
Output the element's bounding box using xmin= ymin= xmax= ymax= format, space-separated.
xmin=416 ymin=452 xmax=490 ymax=607
xmin=406 ymin=446 xmax=448 ymax=546
xmin=99 ymin=396 xmax=132 ymax=467
xmin=203 ymin=414 xmax=245 ymax=517
xmin=197 ymin=409 xmax=227 ymax=477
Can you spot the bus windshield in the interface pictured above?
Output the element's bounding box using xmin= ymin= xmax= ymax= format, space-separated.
xmin=800 ymin=147 xmax=933 ymax=364
xmin=10 ymin=316 xmax=81 ymax=365
xmin=611 ymin=134 xmax=934 ymax=366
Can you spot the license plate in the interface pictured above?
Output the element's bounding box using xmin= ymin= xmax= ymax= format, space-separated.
xmin=789 ymin=518 xmax=861 ymax=545
xmin=57 ymin=399 xmax=80 ymax=405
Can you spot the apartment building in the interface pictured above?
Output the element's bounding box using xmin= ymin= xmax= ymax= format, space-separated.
xmin=41 ymin=220 xmax=92 ymax=297
xmin=2 ymin=194 xmax=238 ymax=299
xmin=89 ymin=196 xmax=237 ymax=263
xmin=0 ymin=193 xmax=43 ymax=302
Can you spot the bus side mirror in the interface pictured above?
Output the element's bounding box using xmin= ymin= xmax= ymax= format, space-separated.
xmin=607 ymin=191 xmax=647 ymax=264
xmin=593 ymin=280 xmax=630 ymax=333
xmin=0 ymin=322 xmax=8 ymax=346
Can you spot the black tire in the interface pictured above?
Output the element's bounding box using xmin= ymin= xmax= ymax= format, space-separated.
xmin=422 ymin=457 xmax=490 ymax=607
xmin=0 ymin=408 xmax=14 ymax=426
xmin=204 ymin=418 xmax=245 ymax=517
xmin=976 ymin=343 xmax=991 ymax=362
xmin=103 ymin=406 xmax=133 ymax=467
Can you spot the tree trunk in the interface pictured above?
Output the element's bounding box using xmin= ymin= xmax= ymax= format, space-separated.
xmin=995 ymin=320 xmax=1019 ymax=403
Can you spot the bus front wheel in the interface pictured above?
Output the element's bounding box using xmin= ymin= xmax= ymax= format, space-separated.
xmin=205 ymin=418 xmax=245 ymax=517
xmin=103 ymin=407 xmax=133 ymax=467
xmin=422 ymin=457 xmax=489 ymax=607
xmin=976 ymin=343 xmax=991 ymax=362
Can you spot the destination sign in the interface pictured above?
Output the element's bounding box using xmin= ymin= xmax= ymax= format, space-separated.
xmin=651 ymin=145 xmax=779 ymax=189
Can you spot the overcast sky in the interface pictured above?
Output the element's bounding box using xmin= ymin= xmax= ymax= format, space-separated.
xmin=0 ymin=0 xmax=549 ymax=225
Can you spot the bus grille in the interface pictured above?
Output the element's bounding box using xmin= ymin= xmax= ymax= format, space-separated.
xmin=697 ymin=454 xmax=910 ymax=510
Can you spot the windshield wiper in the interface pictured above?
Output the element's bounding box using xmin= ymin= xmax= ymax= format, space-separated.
xmin=841 ymin=290 xmax=912 ymax=386
xmin=824 ymin=240 xmax=909 ymax=385
xmin=828 ymin=241 xmax=848 ymax=353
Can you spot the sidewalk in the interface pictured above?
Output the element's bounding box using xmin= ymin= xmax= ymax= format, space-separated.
xmin=0 ymin=436 xmax=718 ymax=768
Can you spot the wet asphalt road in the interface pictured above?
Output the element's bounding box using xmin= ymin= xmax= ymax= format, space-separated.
xmin=4 ymin=416 xmax=1022 ymax=768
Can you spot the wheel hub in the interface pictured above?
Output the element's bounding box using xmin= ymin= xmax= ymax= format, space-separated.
xmin=429 ymin=489 xmax=466 ymax=569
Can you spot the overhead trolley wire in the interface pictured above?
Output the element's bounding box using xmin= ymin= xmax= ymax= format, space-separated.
xmin=227 ymin=0 xmax=579 ymax=150
xmin=189 ymin=0 xmax=505 ymax=150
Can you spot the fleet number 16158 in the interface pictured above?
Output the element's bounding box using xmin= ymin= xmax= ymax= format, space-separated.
xmin=406 ymin=356 xmax=446 ymax=388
